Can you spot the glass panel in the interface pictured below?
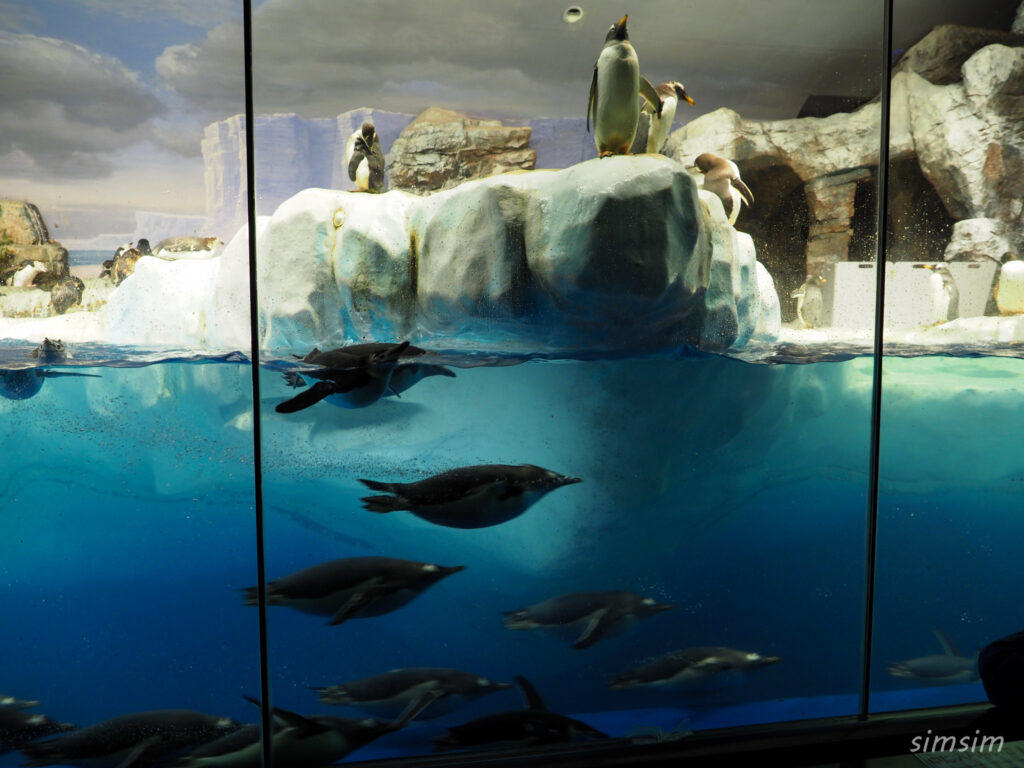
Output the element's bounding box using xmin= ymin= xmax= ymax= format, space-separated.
xmin=250 ymin=0 xmax=880 ymax=762
xmin=0 ymin=0 xmax=259 ymax=764
xmin=872 ymin=1 xmax=1022 ymax=715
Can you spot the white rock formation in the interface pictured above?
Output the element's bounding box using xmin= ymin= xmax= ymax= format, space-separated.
xmin=93 ymin=157 xmax=780 ymax=354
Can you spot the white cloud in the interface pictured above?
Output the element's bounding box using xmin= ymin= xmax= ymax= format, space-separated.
xmin=0 ymin=31 xmax=164 ymax=180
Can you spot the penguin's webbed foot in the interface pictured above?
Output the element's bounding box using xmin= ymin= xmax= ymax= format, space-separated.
xmin=283 ymin=371 xmax=306 ymax=388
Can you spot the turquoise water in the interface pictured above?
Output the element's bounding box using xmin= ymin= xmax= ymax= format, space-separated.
xmin=2 ymin=345 xmax=1019 ymax=763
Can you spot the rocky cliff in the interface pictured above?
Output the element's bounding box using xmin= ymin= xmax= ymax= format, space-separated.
xmin=0 ymin=200 xmax=69 ymax=280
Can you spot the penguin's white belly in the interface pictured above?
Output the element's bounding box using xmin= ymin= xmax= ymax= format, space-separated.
xmin=997 ymin=262 xmax=1024 ymax=314
xmin=595 ymin=47 xmax=639 ymax=151
xmin=646 ymin=98 xmax=677 ymax=154
xmin=355 ymin=157 xmax=370 ymax=191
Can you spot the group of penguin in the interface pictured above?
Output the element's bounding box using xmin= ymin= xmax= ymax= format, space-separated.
xmin=99 ymin=237 xmax=223 ymax=287
xmin=0 ymin=260 xmax=85 ymax=317
xmin=342 ymin=13 xmax=754 ymax=231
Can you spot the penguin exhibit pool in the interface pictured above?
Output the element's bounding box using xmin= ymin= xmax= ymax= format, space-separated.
xmin=4 ymin=0 xmax=1024 ymax=766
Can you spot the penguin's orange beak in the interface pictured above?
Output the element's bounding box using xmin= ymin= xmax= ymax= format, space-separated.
xmin=618 ymin=14 xmax=628 ymax=25
xmin=682 ymin=93 xmax=695 ymax=105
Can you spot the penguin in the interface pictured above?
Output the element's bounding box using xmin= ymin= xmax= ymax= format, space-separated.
xmin=587 ymin=14 xmax=662 ymax=157
xmin=433 ymin=676 xmax=607 ymax=751
xmin=4 ymin=260 xmax=48 ymax=287
xmin=110 ymin=245 xmax=144 ymax=286
xmin=345 ymin=121 xmax=386 ymax=193
xmin=50 ymin=276 xmax=85 ymax=315
xmin=925 ymin=263 xmax=959 ymax=323
xmin=313 ymin=667 xmax=512 ymax=720
xmin=0 ymin=340 xmax=99 ymax=400
xmin=888 ymin=628 xmax=979 ymax=684
xmin=0 ymin=706 xmax=74 ymax=755
xmin=644 ymin=81 xmax=694 ymax=154
xmin=608 ymin=647 xmax=782 ymax=691
xmin=0 ymin=695 xmax=40 ymax=709
xmin=358 ymin=464 xmax=582 ymax=529
xmin=19 ymin=710 xmax=239 ymax=768
xmin=240 ymin=556 xmax=466 ymax=626
xmin=995 ymin=252 xmax=1024 ymax=315
xmin=173 ymin=694 xmax=428 ymax=768
xmin=151 ymin=236 xmax=221 ymax=260
xmin=275 ymin=341 xmax=420 ymax=413
xmin=503 ymin=591 xmax=674 ymax=650
xmin=693 ymin=153 xmax=754 ymax=225
xmin=791 ymin=274 xmax=825 ymax=328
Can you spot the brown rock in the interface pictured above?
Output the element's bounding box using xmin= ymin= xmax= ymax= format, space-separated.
xmin=893 ymin=25 xmax=1010 ymax=85
xmin=388 ymin=107 xmax=536 ymax=194
xmin=0 ymin=201 xmax=69 ymax=281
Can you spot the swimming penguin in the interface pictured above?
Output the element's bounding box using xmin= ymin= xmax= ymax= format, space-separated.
xmin=19 ymin=710 xmax=239 ymax=768
xmin=995 ymin=252 xmax=1024 ymax=315
xmin=645 ymin=81 xmax=694 ymax=154
xmin=4 ymin=259 xmax=48 ymax=287
xmin=358 ymin=464 xmax=581 ymax=529
xmin=275 ymin=341 xmax=419 ymax=413
xmin=313 ymin=667 xmax=512 ymax=720
xmin=50 ymin=276 xmax=85 ymax=315
xmin=174 ymin=695 xmax=426 ymax=768
xmin=433 ymin=676 xmax=608 ymax=751
xmin=0 ymin=706 xmax=74 ymax=755
xmin=345 ymin=121 xmax=386 ymax=193
xmin=503 ymin=590 xmax=674 ymax=650
xmin=0 ymin=695 xmax=40 ymax=709
xmin=241 ymin=556 xmax=466 ymax=626
xmin=693 ymin=153 xmax=754 ymax=225
xmin=888 ymin=628 xmax=979 ymax=684
xmin=924 ymin=263 xmax=959 ymax=323
xmin=608 ymin=646 xmax=782 ymax=692
xmin=587 ymin=14 xmax=662 ymax=157
xmin=0 ymin=340 xmax=99 ymax=400
xmin=791 ymin=274 xmax=825 ymax=328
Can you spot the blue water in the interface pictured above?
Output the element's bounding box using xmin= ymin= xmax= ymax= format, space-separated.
xmin=2 ymin=344 xmax=1019 ymax=764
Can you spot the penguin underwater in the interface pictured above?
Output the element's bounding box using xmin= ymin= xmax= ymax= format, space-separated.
xmin=888 ymin=628 xmax=978 ymax=684
xmin=433 ymin=676 xmax=608 ymax=751
xmin=313 ymin=667 xmax=512 ymax=720
xmin=173 ymin=695 xmax=428 ymax=768
xmin=587 ymin=14 xmax=662 ymax=157
xmin=275 ymin=341 xmax=454 ymax=413
xmin=694 ymin=153 xmax=754 ymax=225
xmin=503 ymin=590 xmax=674 ymax=650
xmin=19 ymin=709 xmax=239 ymax=768
xmin=359 ymin=463 xmax=581 ymax=529
xmin=345 ymin=121 xmax=386 ymax=193
xmin=609 ymin=646 xmax=782 ymax=692
xmin=241 ymin=555 xmax=466 ymax=626
xmin=0 ymin=697 xmax=74 ymax=755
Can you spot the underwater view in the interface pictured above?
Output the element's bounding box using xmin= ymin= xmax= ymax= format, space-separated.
xmin=2 ymin=0 xmax=1024 ymax=766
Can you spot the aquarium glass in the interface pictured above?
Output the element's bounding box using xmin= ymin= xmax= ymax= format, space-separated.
xmin=870 ymin=1 xmax=1023 ymax=716
xmin=0 ymin=0 xmax=262 ymax=764
xmin=250 ymin=0 xmax=882 ymax=761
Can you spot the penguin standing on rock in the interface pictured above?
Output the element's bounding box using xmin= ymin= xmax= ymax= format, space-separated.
xmin=587 ymin=14 xmax=662 ymax=157
xmin=645 ymin=81 xmax=694 ymax=153
xmin=345 ymin=121 xmax=386 ymax=193
xmin=791 ymin=274 xmax=825 ymax=329
xmin=694 ymin=153 xmax=754 ymax=225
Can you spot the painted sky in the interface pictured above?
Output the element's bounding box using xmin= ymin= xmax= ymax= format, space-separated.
xmin=0 ymin=0 xmax=1016 ymax=241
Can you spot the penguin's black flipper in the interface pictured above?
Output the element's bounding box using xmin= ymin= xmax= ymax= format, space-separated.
xmin=587 ymin=66 xmax=599 ymax=134
xmin=244 ymin=695 xmax=331 ymax=737
xmin=732 ymin=176 xmax=755 ymax=207
xmin=275 ymin=380 xmax=337 ymax=413
xmin=348 ymin=145 xmax=365 ymax=182
xmin=639 ymin=76 xmax=663 ymax=117
xmin=38 ymin=371 xmax=101 ymax=379
xmin=514 ymin=676 xmax=547 ymax=711
xmin=327 ymin=579 xmax=385 ymax=625
xmin=572 ymin=608 xmax=621 ymax=650
xmin=390 ymin=688 xmax=446 ymax=730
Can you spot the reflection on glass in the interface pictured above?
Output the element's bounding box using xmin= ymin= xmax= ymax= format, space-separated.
xmin=0 ymin=0 xmax=258 ymax=765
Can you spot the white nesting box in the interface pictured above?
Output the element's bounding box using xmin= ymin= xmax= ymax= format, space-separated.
xmin=823 ymin=261 xmax=997 ymax=329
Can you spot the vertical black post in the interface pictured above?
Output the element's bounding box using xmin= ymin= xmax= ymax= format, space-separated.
xmin=241 ymin=0 xmax=273 ymax=764
xmin=860 ymin=0 xmax=895 ymax=722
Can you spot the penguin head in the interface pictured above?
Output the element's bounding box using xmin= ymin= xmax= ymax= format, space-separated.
xmin=360 ymin=122 xmax=376 ymax=143
xmin=638 ymin=596 xmax=675 ymax=616
xmin=137 ymin=238 xmax=151 ymax=253
xmin=694 ymin=153 xmax=718 ymax=173
xmin=667 ymin=82 xmax=695 ymax=106
xmin=605 ymin=14 xmax=628 ymax=43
